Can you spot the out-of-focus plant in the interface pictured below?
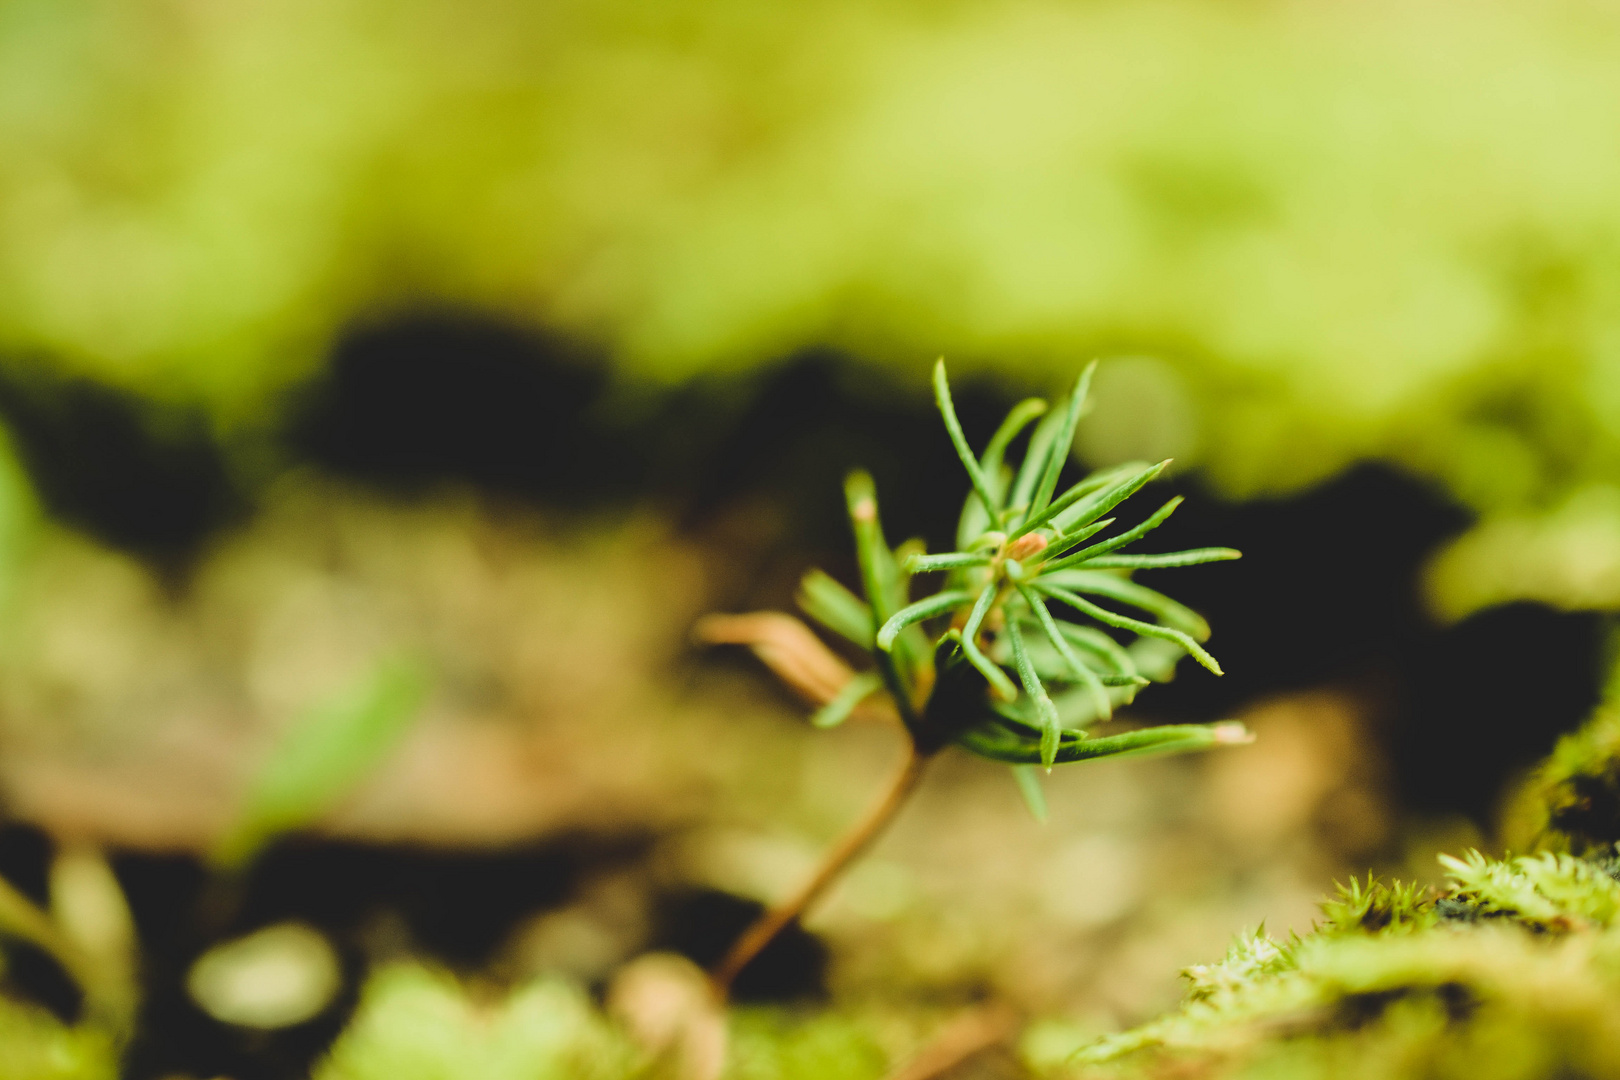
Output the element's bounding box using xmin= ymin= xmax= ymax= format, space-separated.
xmin=212 ymin=655 xmax=429 ymax=869
xmin=316 ymin=965 xmax=640 ymax=1080
xmin=699 ymin=360 xmax=1249 ymax=998
xmin=0 ymin=846 xmax=137 ymax=1050
xmin=0 ymin=654 xmax=429 ymax=1069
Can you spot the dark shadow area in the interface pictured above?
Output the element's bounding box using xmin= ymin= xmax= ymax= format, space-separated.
xmin=650 ymin=887 xmax=828 ymax=1003
xmin=1399 ymin=603 xmax=1604 ymax=819
xmin=291 ymin=316 xmax=1037 ymax=554
xmin=0 ymin=824 xmax=81 ymax=1023
xmin=1137 ymin=466 xmax=1604 ymax=822
xmin=113 ymin=832 xmax=665 ymax=1080
xmin=288 ymin=318 xmax=649 ymax=506
xmin=0 ymin=822 xmax=51 ymax=906
xmin=665 ymin=350 xmax=1030 ymax=555
xmin=0 ymin=363 xmax=240 ymax=570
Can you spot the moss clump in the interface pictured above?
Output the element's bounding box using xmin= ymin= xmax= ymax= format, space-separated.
xmin=314 ymin=966 xmax=640 ymax=1080
xmin=1068 ymin=697 xmax=1620 ymax=1080
xmin=314 ymin=964 xmax=900 ymax=1080
xmin=1502 ymin=700 xmax=1620 ymax=856
xmin=724 ymin=1009 xmax=889 ymax=1080
xmin=1071 ymin=857 xmax=1620 ymax=1079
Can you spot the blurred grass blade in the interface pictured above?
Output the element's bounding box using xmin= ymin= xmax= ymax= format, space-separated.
xmin=810 ymin=670 xmax=884 ymax=729
xmin=891 ymin=538 xmax=934 ymax=668
xmin=934 ymin=359 xmax=1001 ymax=518
xmin=214 ymin=656 xmax=430 ymax=869
xmin=845 ymin=471 xmax=903 ymax=623
xmin=1008 ymin=407 xmax=1064 ymax=516
xmin=1011 ymin=765 xmax=1048 ymax=822
xmin=846 ymin=470 xmax=925 ymax=723
xmin=798 ymin=568 xmax=876 ymax=649
xmin=956 ymin=486 xmax=993 ymax=551
xmin=0 ymin=871 xmax=89 ymax=985
xmin=980 ymin=398 xmax=1048 ymax=498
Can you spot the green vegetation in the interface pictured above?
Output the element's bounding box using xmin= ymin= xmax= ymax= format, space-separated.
xmin=1065 ymin=688 xmax=1620 ymax=1080
xmin=315 ymin=967 xmax=638 ymax=1080
xmin=7 ymin=0 xmax=1620 ymax=617
xmin=8 ymin=2 xmax=1620 ymax=1075
xmin=213 ymin=655 xmax=430 ymax=869
xmin=701 ymin=359 xmax=1246 ymax=997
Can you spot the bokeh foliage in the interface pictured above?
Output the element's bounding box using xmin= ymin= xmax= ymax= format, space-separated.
xmin=6 ymin=0 xmax=1620 ymax=574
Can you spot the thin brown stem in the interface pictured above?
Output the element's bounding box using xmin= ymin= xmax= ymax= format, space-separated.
xmin=709 ymin=744 xmax=932 ymax=1000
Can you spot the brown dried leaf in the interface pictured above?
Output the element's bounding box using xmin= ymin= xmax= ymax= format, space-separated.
xmin=694 ymin=612 xmax=899 ymax=725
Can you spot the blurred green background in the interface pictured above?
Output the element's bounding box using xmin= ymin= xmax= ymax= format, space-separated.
xmin=3 ymin=1 xmax=1620 ymax=1077
xmin=8 ymin=0 xmax=1620 ymax=610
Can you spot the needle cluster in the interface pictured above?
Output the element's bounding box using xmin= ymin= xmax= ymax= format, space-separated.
xmin=796 ymin=359 xmax=1248 ymax=811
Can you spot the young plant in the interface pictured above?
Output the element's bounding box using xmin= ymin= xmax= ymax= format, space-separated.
xmin=698 ymin=359 xmax=1250 ymax=998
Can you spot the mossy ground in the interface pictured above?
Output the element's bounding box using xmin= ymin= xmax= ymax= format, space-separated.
xmin=15 ymin=704 xmax=1620 ymax=1080
xmin=1066 ymin=700 xmax=1620 ymax=1080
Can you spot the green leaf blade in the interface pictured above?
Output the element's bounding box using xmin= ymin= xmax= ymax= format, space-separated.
xmin=876 ymin=589 xmax=975 ymax=651
xmin=1011 ymin=765 xmax=1048 ymax=822
xmin=933 ymin=359 xmax=1001 ymax=518
xmin=959 ymin=583 xmax=1018 ymax=700
xmin=1018 ymin=460 xmax=1167 ymax=542
xmin=1027 ymin=363 xmax=1096 ymax=521
xmin=961 ymin=720 xmax=1252 ymax=765
xmin=1041 ymin=570 xmax=1210 ymax=639
xmin=1035 ymin=583 xmax=1223 ymax=675
xmin=905 ymin=552 xmax=992 ymax=574
xmin=980 ymin=398 xmax=1049 ymax=495
xmin=1042 ymin=496 xmax=1183 ymax=573
xmin=1019 ymin=585 xmax=1112 ymax=721
xmin=1005 ymin=615 xmax=1061 ymax=767
xmin=797 ymin=568 xmax=876 ymax=649
xmin=214 ymin=656 xmax=430 ymax=869
xmin=1081 ymin=548 xmax=1243 ymax=570
xmin=810 ymin=670 xmax=885 ymax=729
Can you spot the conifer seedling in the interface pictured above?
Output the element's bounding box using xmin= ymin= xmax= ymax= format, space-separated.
xmin=698 ymin=359 xmax=1251 ymax=998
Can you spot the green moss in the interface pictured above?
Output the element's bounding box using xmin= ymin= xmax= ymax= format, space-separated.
xmin=1502 ymin=701 xmax=1620 ymax=855
xmin=1317 ymin=876 xmax=1438 ymax=938
xmin=313 ymin=965 xmax=899 ymax=1080
xmin=725 ymin=1009 xmax=889 ymax=1080
xmin=1066 ymin=840 xmax=1620 ymax=1077
xmin=313 ymin=966 xmax=639 ymax=1080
